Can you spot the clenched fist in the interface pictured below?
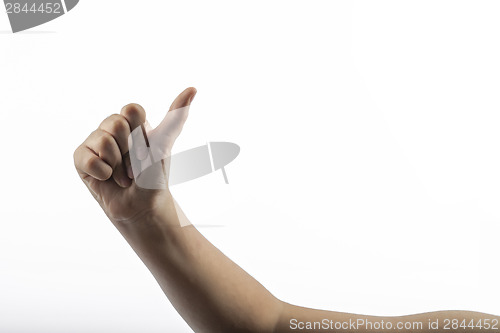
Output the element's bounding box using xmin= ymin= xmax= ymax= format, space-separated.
xmin=73 ymin=87 xmax=197 ymax=224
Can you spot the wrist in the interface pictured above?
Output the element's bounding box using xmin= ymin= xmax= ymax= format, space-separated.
xmin=111 ymin=199 xmax=195 ymax=271
xmin=110 ymin=195 xmax=189 ymax=245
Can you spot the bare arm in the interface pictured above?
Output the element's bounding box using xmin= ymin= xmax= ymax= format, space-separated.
xmin=74 ymin=87 xmax=499 ymax=333
xmin=277 ymin=304 xmax=498 ymax=332
xmin=114 ymin=201 xmax=283 ymax=332
xmin=114 ymin=200 xmax=499 ymax=333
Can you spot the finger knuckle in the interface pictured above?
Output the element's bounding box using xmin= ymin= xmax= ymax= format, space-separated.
xmin=73 ymin=148 xmax=82 ymax=168
xmin=84 ymin=155 xmax=99 ymax=171
xmin=110 ymin=116 xmax=129 ymax=134
xmin=121 ymin=103 xmax=146 ymax=125
xmin=103 ymin=114 xmax=129 ymax=134
xmin=73 ymin=146 xmax=79 ymax=163
xmin=123 ymin=103 xmax=143 ymax=112
xmin=97 ymin=131 xmax=115 ymax=152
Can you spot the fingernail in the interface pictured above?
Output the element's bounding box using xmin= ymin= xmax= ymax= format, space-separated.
xmin=189 ymin=89 xmax=197 ymax=103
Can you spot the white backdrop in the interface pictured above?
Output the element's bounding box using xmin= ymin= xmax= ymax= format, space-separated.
xmin=1 ymin=1 xmax=499 ymax=332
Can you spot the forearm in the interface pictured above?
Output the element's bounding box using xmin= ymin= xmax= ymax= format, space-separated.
xmin=112 ymin=196 xmax=283 ymax=333
xmin=277 ymin=303 xmax=500 ymax=332
xmin=113 ymin=199 xmax=499 ymax=333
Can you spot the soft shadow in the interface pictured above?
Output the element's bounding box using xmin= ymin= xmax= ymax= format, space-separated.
xmin=0 ymin=30 xmax=56 ymax=34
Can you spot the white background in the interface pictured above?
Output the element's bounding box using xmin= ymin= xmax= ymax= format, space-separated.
xmin=1 ymin=1 xmax=499 ymax=332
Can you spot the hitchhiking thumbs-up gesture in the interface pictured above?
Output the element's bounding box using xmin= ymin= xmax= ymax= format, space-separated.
xmin=73 ymin=87 xmax=197 ymax=223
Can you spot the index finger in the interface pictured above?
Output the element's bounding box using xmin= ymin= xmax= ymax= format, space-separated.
xmin=121 ymin=103 xmax=146 ymax=132
xmin=121 ymin=103 xmax=149 ymax=161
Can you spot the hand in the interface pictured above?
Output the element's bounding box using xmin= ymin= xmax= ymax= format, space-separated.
xmin=73 ymin=87 xmax=197 ymax=223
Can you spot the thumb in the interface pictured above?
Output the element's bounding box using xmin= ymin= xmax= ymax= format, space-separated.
xmin=148 ymin=87 xmax=197 ymax=161
xmin=168 ymin=86 xmax=197 ymax=113
xmin=129 ymin=88 xmax=197 ymax=189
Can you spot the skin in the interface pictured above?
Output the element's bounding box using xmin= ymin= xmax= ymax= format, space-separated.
xmin=74 ymin=87 xmax=499 ymax=333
